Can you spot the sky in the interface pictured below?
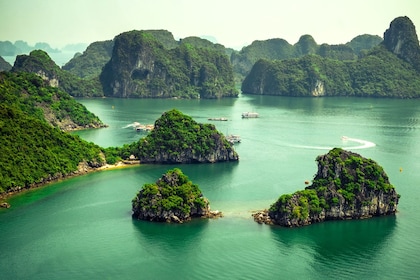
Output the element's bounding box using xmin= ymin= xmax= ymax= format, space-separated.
xmin=1 ymin=0 xmax=419 ymax=50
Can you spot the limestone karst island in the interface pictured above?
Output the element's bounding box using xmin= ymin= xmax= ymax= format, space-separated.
xmin=132 ymin=168 xmax=222 ymax=223
xmin=253 ymin=148 xmax=400 ymax=227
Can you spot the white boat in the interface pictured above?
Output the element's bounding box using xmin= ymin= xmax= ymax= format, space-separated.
xmin=226 ymin=134 xmax=241 ymax=144
xmin=242 ymin=112 xmax=259 ymax=118
xmin=208 ymin=117 xmax=228 ymax=121
xmin=135 ymin=123 xmax=154 ymax=132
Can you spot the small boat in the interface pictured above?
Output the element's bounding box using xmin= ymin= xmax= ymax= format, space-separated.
xmin=135 ymin=123 xmax=154 ymax=132
xmin=208 ymin=117 xmax=228 ymax=121
xmin=242 ymin=112 xmax=259 ymax=118
xmin=341 ymin=136 xmax=349 ymax=141
xmin=226 ymin=134 xmax=241 ymax=144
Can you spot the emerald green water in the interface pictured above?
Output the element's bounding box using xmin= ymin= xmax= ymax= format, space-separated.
xmin=1 ymin=96 xmax=420 ymax=279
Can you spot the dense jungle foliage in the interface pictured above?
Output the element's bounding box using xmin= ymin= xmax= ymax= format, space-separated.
xmin=269 ymin=148 xmax=398 ymax=222
xmin=62 ymin=40 xmax=114 ymax=79
xmin=0 ymin=71 xmax=104 ymax=129
xmin=231 ymin=34 xmax=382 ymax=80
xmin=0 ymin=104 xmax=104 ymax=194
xmin=114 ymin=109 xmax=235 ymax=163
xmin=242 ymin=45 xmax=420 ymax=98
xmin=0 ymin=72 xmax=107 ymax=193
xmin=132 ymin=168 xmax=207 ymax=218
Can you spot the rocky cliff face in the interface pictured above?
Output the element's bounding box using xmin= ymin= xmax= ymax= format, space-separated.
xmin=100 ymin=30 xmax=238 ymax=98
xmin=0 ymin=56 xmax=12 ymax=71
xmin=132 ymin=168 xmax=222 ymax=223
xmin=383 ymin=16 xmax=420 ymax=72
xmin=256 ymin=148 xmax=399 ymax=227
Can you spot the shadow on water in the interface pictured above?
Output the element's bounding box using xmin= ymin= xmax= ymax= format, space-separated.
xmin=269 ymin=215 xmax=396 ymax=262
xmin=131 ymin=217 xmax=209 ymax=271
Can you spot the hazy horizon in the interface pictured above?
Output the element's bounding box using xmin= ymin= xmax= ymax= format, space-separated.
xmin=1 ymin=0 xmax=419 ymax=51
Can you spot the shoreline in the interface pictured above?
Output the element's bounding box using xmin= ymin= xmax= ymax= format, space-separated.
xmin=0 ymin=160 xmax=140 ymax=207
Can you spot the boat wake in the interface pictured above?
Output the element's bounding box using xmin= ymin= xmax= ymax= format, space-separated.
xmin=122 ymin=122 xmax=140 ymax=129
xmin=291 ymin=136 xmax=376 ymax=150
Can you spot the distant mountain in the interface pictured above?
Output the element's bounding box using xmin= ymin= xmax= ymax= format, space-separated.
xmin=63 ymin=31 xmax=230 ymax=81
xmin=231 ymin=34 xmax=382 ymax=81
xmin=242 ymin=16 xmax=420 ymax=98
xmin=346 ymin=34 xmax=383 ymax=54
xmin=62 ymin=43 xmax=89 ymax=53
xmin=0 ymin=56 xmax=12 ymax=71
xmin=100 ymin=30 xmax=238 ymax=98
xmin=0 ymin=40 xmax=60 ymax=56
xmin=62 ymin=40 xmax=114 ymax=79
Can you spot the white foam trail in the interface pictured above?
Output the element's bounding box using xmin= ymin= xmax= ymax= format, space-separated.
xmin=122 ymin=122 xmax=140 ymax=129
xmin=342 ymin=137 xmax=376 ymax=150
xmin=291 ymin=137 xmax=376 ymax=150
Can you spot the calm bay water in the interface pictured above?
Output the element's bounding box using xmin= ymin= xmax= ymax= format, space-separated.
xmin=1 ymin=95 xmax=420 ymax=279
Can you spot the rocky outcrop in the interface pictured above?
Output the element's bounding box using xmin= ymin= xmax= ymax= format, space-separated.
xmin=132 ymin=168 xmax=222 ymax=223
xmin=134 ymin=109 xmax=239 ymax=163
xmin=0 ymin=56 xmax=12 ymax=71
xmin=383 ymin=16 xmax=420 ymax=72
xmin=258 ymin=148 xmax=400 ymax=227
xmin=13 ymin=50 xmax=60 ymax=87
xmin=100 ymin=30 xmax=238 ymax=98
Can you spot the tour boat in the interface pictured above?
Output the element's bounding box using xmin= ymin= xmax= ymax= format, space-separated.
xmin=242 ymin=112 xmax=259 ymax=118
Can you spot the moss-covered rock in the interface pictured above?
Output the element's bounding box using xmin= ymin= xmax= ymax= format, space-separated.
xmin=127 ymin=109 xmax=239 ymax=163
xmin=256 ymin=148 xmax=400 ymax=227
xmin=132 ymin=168 xmax=221 ymax=223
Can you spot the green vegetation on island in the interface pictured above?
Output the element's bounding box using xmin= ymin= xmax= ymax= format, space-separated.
xmin=132 ymin=168 xmax=220 ymax=223
xmin=12 ymin=49 xmax=103 ymax=97
xmin=0 ymin=71 xmax=108 ymax=194
xmin=231 ymin=34 xmax=382 ymax=81
xmin=0 ymin=104 xmax=104 ymax=194
xmin=0 ymin=71 xmax=105 ymax=130
xmin=0 ymin=71 xmax=239 ymax=197
xmin=242 ymin=16 xmax=420 ymax=98
xmin=254 ymin=148 xmax=400 ymax=227
xmin=114 ymin=109 xmax=239 ymax=163
xmin=62 ymin=40 xmax=114 ymax=79
xmin=100 ymin=30 xmax=238 ymax=98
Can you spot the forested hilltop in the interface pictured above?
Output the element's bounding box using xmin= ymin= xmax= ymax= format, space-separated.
xmin=242 ymin=16 xmax=420 ymax=98
xmin=0 ymin=71 xmax=105 ymax=130
xmin=0 ymin=72 xmax=106 ymax=195
xmin=231 ymin=34 xmax=382 ymax=81
xmin=12 ymin=50 xmax=103 ymax=97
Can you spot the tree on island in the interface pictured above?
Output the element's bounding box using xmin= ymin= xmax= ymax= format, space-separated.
xmin=254 ymin=148 xmax=400 ymax=227
xmin=132 ymin=168 xmax=221 ymax=223
xmin=120 ymin=109 xmax=239 ymax=163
